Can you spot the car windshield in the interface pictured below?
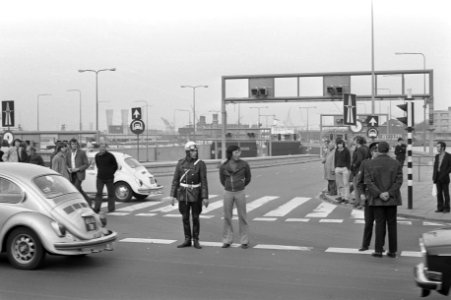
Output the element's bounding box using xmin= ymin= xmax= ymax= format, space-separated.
xmin=33 ymin=175 xmax=79 ymax=199
xmin=124 ymin=157 xmax=143 ymax=169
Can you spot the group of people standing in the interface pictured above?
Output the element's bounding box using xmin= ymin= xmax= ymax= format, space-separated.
xmin=1 ymin=138 xmax=44 ymax=165
xmin=169 ymin=142 xmax=251 ymax=250
xmin=323 ymin=136 xmax=403 ymax=258
xmin=50 ymin=139 xmax=118 ymax=213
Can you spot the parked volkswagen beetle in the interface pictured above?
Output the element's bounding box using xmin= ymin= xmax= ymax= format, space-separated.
xmin=0 ymin=163 xmax=117 ymax=270
xmin=83 ymin=151 xmax=164 ymax=202
xmin=414 ymin=227 xmax=451 ymax=296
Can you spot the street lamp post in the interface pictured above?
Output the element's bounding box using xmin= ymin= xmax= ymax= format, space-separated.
xmin=395 ymin=52 xmax=427 ymax=152
xmin=180 ymin=85 xmax=208 ymax=141
xmin=249 ymin=106 xmax=269 ymax=128
xmin=299 ymin=106 xmax=317 ymax=143
xmin=37 ymin=93 xmax=51 ymax=131
xmin=260 ymin=114 xmax=276 ymax=128
xmin=135 ymin=100 xmax=151 ymax=162
xmin=67 ymin=89 xmax=82 ymax=131
xmin=78 ymin=68 xmax=116 ymax=132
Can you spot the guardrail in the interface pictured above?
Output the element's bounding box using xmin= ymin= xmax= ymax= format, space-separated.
xmin=143 ymin=154 xmax=321 ymax=176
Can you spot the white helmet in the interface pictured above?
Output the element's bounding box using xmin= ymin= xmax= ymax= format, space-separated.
xmin=184 ymin=141 xmax=197 ymax=151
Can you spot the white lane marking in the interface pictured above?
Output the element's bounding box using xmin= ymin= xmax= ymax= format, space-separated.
xmin=319 ymin=219 xmax=343 ymax=223
xmin=117 ymin=201 xmax=162 ymax=212
xmin=199 ymin=215 xmax=214 ymax=219
xmin=401 ymin=251 xmax=422 ymax=257
xmin=306 ymin=202 xmax=337 ymax=218
xmin=164 ymin=214 xmax=181 ymax=218
xmin=397 ymin=220 xmax=412 ymax=225
xmin=149 ymin=195 xmax=219 ymax=213
xmin=120 ymin=238 xmax=176 ymax=244
xmin=350 ymin=209 xmax=364 ymax=219
xmin=263 ymin=197 xmax=311 ymax=217
xmin=202 ymin=199 xmax=224 ymax=214
xmin=285 ymin=218 xmax=310 ymax=222
xmin=254 ymin=244 xmax=312 ymax=251
xmin=354 ymin=220 xmax=365 ymax=224
xmin=233 ymin=196 xmax=279 ymax=215
xmin=253 ymin=217 xmax=277 ymax=221
xmin=200 ymin=242 xmax=241 ymax=248
xmin=107 ymin=212 xmax=129 ymax=216
xmin=325 ymin=248 xmax=373 ymax=255
xmin=136 ymin=213 xmax=157 ymax=217
xmin=423 ymin=222 xmax=445 ymax=226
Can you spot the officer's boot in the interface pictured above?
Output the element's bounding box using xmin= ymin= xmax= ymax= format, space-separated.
xmin=177 ymin=239 xmax=191 ymax=248
xmin=193 ymin=239 xmax=202 ymax=249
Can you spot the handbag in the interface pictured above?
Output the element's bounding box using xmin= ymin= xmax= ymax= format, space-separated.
xmin=432 ymin=184 xmax=437 ymax=197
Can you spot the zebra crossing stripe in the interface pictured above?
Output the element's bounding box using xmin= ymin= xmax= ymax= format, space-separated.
xmin=350 ymin=209 xmax=364 ymax=219
xmin=263 ymin=197 xmax=310 ymax=217
xmin=150 ymin=195 xmax=219 ymax=213
xmin=319 ymin=219 xmax=343 ymax=223
xmin=117 ymin=201 xmax=162 ymax=212
xmin=400 ymin=251 xmax=422 ymax=257
xmin=254 ymin=217 xmax=277 ymax=221
xmin=306 ymin=202 xmax=337 ymax=218
xmin=326 ymin=247 xmax=422 ymax=257
xmin=423 ymin=221 xmax=445 ymax=226
xmin=202 ymin=199 xmax=224 ymax=214
xmin=233 ymin=196 xmax=278 ymax=215
xmin=136 ymin=213 xmax=157 ymax=217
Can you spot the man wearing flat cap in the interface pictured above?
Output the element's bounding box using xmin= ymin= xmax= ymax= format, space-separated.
xmin=364 ymin=141 xmax=403 ymax=258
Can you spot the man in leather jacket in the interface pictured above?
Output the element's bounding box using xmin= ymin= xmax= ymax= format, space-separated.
xmin=219 ymin=145 xmax=252 ymax=249
xmin=170 ymin=141 xmax=209 ymax=249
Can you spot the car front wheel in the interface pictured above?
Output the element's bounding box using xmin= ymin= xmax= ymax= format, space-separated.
xmin=114 ymin=182 xmax=133 ymax=202
xmin=7 ymin=228 xmax=46 ymax=270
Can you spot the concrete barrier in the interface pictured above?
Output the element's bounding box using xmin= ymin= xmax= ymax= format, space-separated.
xmin=143 ymin=154 xmax=321 ymax=176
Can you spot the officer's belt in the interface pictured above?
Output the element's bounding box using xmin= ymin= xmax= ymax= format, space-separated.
xmin=180 ymin=183 xmax=201 ymax=189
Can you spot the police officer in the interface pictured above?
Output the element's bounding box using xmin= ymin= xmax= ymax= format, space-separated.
xmin=170 ymin=141 xmax=209 ymax=249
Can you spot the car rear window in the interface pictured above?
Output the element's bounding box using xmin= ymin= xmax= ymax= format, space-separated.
xmin=125 ymin=157 xmax=142 ymax=168
xmin=33 ymin=175 xmax=79 ymax=200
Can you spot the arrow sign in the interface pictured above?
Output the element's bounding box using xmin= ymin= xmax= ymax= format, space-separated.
xmin=366 ymin=115 xmax=379 ymax=128
xmin=2 ymin=101 xmax=15 ymax=127
xmin=343 ymin=93 xmax=356 ymax=125
xmin=131 ymin=107 xmax=142 ymax=120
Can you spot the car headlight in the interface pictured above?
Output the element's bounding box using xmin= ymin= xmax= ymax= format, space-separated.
xmin=51 ymin=221 xmax=67 ymax=237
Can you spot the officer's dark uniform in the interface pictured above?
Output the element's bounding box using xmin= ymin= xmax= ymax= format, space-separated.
xmin=170 ymin=152 xmax=208 ymax=248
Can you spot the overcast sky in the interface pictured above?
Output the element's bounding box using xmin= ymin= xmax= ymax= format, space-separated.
xmin=0 ymin=0 xmax=449 ymax=131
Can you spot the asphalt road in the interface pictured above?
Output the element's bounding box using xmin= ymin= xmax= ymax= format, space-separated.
xmin=0 ymin=161 xmax=447 ymax=300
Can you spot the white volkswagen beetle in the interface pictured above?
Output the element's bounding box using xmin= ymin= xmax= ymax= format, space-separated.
xmin=0 ymin=163 xmax=117 ymax=270
xmin=83 ymin=151 xmax=164 ymax=202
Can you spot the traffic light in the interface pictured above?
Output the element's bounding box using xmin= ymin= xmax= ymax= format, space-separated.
xmin=327 ymin=86 xmax=343 ymax=96
xmin=397 ymin=102 xmax=414 ymax=129
xmin=250 ymin=87 xmax=268 ymax=98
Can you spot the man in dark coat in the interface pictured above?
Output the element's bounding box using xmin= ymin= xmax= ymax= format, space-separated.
xmin=394 ymin=137 xmax=407 ymax=167
xmin=351 ymin=136 xmax=369 ymax=208
xmin=364 ymin=141 xmax=403 ymax=258
xmin=170 ymin=141 xmax=209 ymax=249
xmin=94 ymin=143 xmax=118 ymax=213
xmin=66 ymin=138 xmax=91 ymax=206
xmin=433 ymin=141 xmax=451 ymax=213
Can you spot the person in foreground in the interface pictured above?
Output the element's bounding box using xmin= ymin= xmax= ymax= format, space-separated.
xmin=170 ymin=141 xmax=209 ymax=249
xmin=364 ymin=141 xmax=403 ymax=258
xmin=219 ymin=145 xmax=251 ymax=249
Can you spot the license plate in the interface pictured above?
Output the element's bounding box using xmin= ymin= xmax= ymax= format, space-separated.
xmin=84 ymin=216 xmax=97 ymax=231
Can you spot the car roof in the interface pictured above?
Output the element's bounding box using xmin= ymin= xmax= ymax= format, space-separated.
xmin=0 ymin=162 xmax=59 ymax=180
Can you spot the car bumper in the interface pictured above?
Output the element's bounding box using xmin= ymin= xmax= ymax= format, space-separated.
xmin=414 ymin=263 xmax=442 ymax=291
xmin=137 ymin=185 xmax=164 ymax=196
xmin=52 ymin=230 xmax=117 ymax=255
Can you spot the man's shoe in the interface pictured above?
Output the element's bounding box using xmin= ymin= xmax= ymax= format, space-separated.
xmin=193 ymin=240 xmax=202 ymax=249
xmin=444 ymin=209 xmax=450 ymax=213
xmin=371 ymin=252 xmax=383 ymax=258
xmin=358 ymin=247 xmax=369 ymax=252
xmin=387 ymin=252 xmax=397 ymax=258
xmin=221 ymin=243 xmax=231 ymax=248
xmin=241 ymin=244 xmax=249 ymax=249
xmin=177 ymin=239 xmax=191 ymax=248
xmin=435 ymin=210 xmax=444 ymax=213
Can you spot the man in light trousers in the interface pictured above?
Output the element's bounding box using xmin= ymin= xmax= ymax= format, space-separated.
xmin=219 ymin=145 xmax=251 ymax=249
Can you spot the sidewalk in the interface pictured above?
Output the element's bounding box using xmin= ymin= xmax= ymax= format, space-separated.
xmin=322 ymin=164 xmax=451 ymax=223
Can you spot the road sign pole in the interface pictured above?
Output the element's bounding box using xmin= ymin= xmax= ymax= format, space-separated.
xmin=137 ymin=134 xmax=140 ymax=161
xmin=407 ymin=127 xmax=413 ymax=209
